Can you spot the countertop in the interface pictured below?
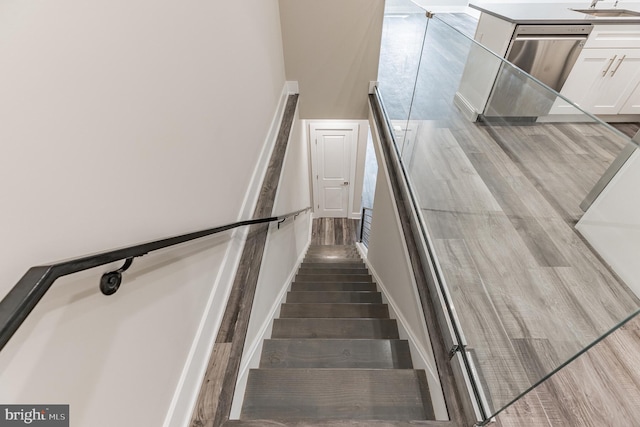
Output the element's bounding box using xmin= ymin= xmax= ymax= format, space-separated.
xmin=469 ymin=2 xmax=640 ymax=24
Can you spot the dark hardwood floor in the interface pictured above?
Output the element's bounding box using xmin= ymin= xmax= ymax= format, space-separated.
xmin=611 ymin=122 xmax=640 ymax=138
xmin=311 ymin=218 xmax=359 ymax=246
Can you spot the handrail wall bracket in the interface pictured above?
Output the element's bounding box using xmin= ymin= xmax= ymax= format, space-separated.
xmin=100 ymin=257 xmax=135 ymax=296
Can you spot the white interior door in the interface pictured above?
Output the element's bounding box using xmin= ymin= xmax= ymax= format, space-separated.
xmin=311 ymin=124 xmax=357 ymax=218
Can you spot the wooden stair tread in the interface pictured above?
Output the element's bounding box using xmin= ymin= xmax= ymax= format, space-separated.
xmin=291 ymin=283 xmax=377 ymax=292
xmin=286 ymin=291 xmax=382 ymax=304
xmin=301 ymin=262 xmax=366 ymax=269
xmin=260 ymin=339 xmax=413 ymax=369
xmin=301 ymin=259 xmax=364 ymax=264
xmin=298 ymin=267 xmax=370 ymax=275
xmin=280 ymin=303 xmax=389 ymax=318
xmin=241 ymin=369 xmax=434 ymax=420
xmin=272 ymin=319 xmax=400 ymax=339
xmin=295 ymin=274 xmax=373 ymax=282
xmin=224 ymin=420 xmax=456 ymax=427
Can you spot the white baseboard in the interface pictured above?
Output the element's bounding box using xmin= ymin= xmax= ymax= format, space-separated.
xmin=355 ymin=244 xmax=449 ymax=421
xmin=355 ymin=241 xmax=368 ymax=257
xmin=162 ymin=228 xmax=248 ymax=427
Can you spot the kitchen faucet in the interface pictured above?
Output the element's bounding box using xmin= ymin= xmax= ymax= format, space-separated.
xmin=589 ymin=0 xmax=601 ymax=7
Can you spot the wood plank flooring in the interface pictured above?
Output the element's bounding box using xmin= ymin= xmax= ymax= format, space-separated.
xmin=378 ymin=10 xmax=640 ymax=427
xmin=311 ymin=218 xmax=359 ymax=246
xmin=611 ymin=122 xmax=640 ymax=138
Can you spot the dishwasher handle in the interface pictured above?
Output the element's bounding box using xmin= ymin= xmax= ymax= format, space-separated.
xmin=513 ymin=35 xmax=588 ymax=42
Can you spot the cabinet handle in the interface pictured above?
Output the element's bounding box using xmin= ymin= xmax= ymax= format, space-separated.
xmin=603 ymin=55 xmax=617 ymax=76
xmin=611 ymin=55 xmax=626 ymax=77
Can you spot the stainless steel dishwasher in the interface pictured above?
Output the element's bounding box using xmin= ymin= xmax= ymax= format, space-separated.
xmin=484 ymin=24 xmax=592 ymax=119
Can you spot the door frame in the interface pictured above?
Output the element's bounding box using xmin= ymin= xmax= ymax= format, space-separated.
xmin=309 ymin=122 xmax=359 ymax=218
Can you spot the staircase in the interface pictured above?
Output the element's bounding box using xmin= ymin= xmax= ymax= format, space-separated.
xmin=239 ymin=244 xmax=435 ymax=422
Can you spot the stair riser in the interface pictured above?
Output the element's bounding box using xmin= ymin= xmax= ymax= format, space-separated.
xmin=272 ymin=319 xmax=400 ymax=339
xmin=280 ymin=303 xmax=389 ymax=318
xmin=298 ymin=268 xmax=369 ymax=275
xmin=295 ymin=274 xmax=372 ymax=283
xmin=303 ymin=258 xmax=362 ymax=264
xmin=300 ymin=263 xmax=366 ymax=269
xmin=305 ymin=252 xmax=360 ymax=258
xmin=305 ymin=251 xmax=360 ymax=255
xmin=286 ymin=291 xmax=382 ymax=304
xmin=291 ymin=283 xmax=377 ymax=292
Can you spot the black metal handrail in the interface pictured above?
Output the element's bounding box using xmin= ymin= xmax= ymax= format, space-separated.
xmin=0 ymin=206 xmax=311 ymax=352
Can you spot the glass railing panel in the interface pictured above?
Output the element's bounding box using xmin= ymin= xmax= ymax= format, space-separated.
xmin=378 ymin=0 xmax=428 ymax=157
xmin=381 ymin=11 xmax=640 ymax=422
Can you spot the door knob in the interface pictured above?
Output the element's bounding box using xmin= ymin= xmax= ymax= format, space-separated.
xmin=343 ymin=181 xmax=349 ymax=185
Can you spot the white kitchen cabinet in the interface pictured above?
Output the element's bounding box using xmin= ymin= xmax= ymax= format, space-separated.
xmin=554 ymin=24 xmax=640 ymax=116
xmin=581 ymin=49 xmax=640 ymax=115
xmin=557 ymin=48 xmax=640 ymax=115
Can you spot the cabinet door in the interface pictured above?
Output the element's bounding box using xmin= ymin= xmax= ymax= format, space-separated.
xmin=551 ymin=49 xmax=617 ymax=115
xmin=620 ymin=73 xmax=640 ymax=114
xmin=587 ymin=49 xmax=640 ymax=115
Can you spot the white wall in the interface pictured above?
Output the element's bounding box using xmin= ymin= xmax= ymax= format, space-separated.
xmin=0 ymin=1 xmax=288 ymax=426
xmin=279 ymin=0 xmax=384 ymax=119
xmin=577 ymin=149 xmax=640 ymax=297
xmin=230 ymin=108 xmax=313 ymax=418
xmin=363 ymin=111 xmax=447 ymax=419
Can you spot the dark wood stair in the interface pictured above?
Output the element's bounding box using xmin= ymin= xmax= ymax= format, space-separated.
xmin=241 ymin=369 xmax=431 ymax=420
xmin=290 ymin=282 xmax=377 ymax=292
xmin=272 ymin=318 xmax=400 ymax=339
xmin=286 ymin=291 xmax=382 ymax=303
xmin=240 ymin=245 xmax=435 ymax=422
xmin=260 ymin=339 xmax=413 ymax=369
